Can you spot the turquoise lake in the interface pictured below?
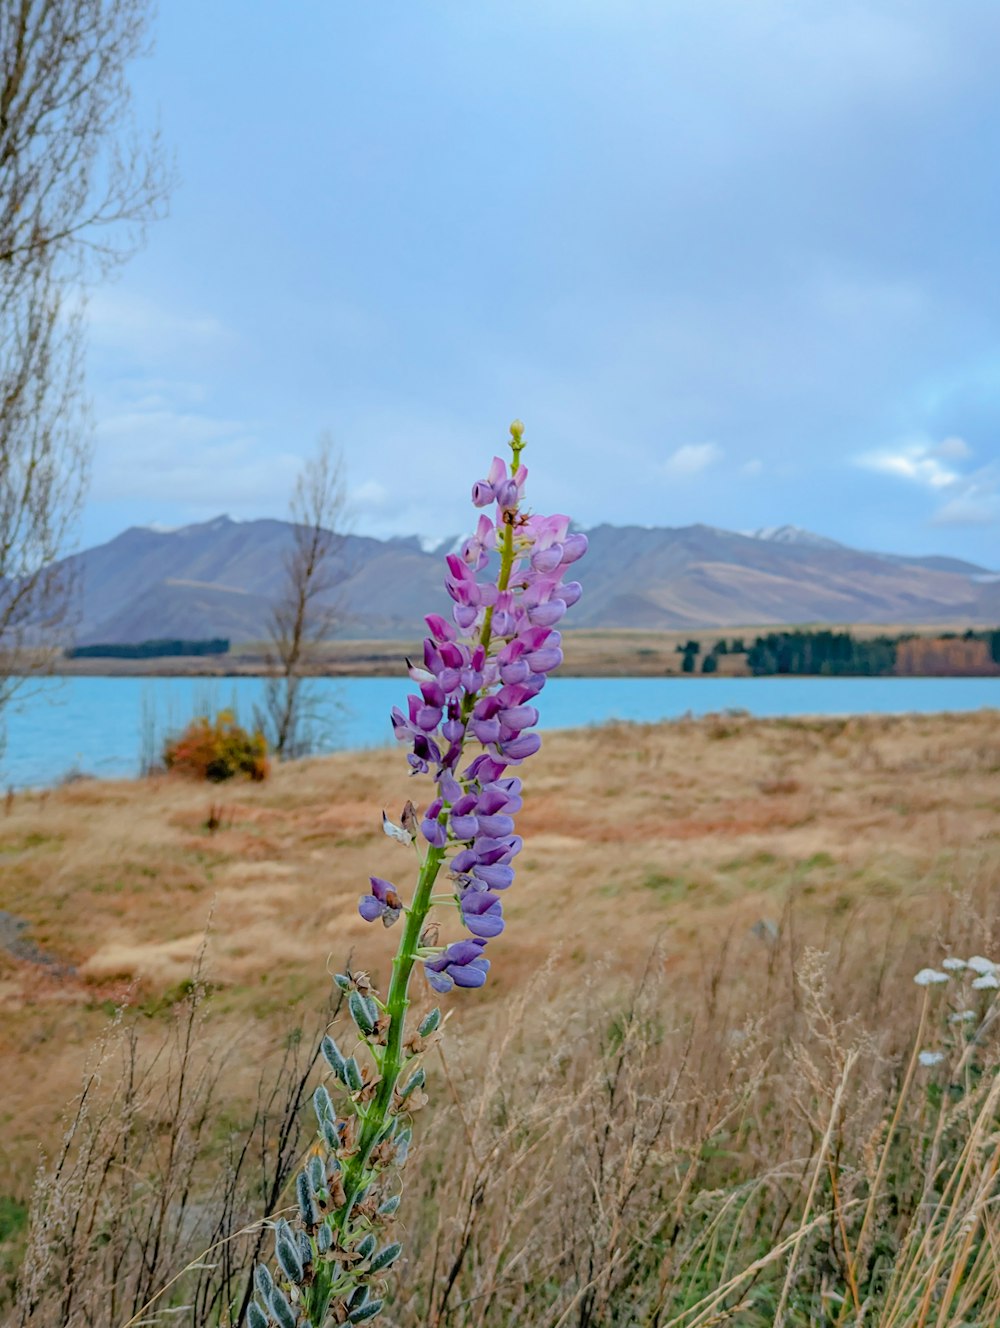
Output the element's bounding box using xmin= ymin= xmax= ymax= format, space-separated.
xmin=2 ymin=674 xmax=998 ymax=789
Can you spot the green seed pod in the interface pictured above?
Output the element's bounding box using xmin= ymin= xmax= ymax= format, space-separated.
xmin=378 ymin=1195 xmax=401 ymax=1216
xmin=276 ymin=1233 xmax=303 ymax=1285
xmin=247 ymin=1301 xmax=270 ymax=1328
xmin=270 ymin=1285 xmax=298 ymax=1328
xmin=348 ymin=1285 xmax=369 ymax=1311
xmin=313 ymin=1083 xmax=334 ymax=1125
xmin=334 ymin=973 xmax=351 ymax=991
xmin=297 ymin=1229 xmax=313 ymax=1269
xmin=344 ymin=1058 xmax=363 ymax=1092
xmin=349 ymin=1299 xmax=383 ymax=1323
xmin=317 ymin=1222 xmax=333 ymax=1254
xmin=297 ymin=1172 xmax=317 ymax=1226
xmin=308 ymin=1155 xmax=325 ymax=1192
xmin=369 ymin=1242 xmax=402 ymax=1273
xmin=254 ymin=1264 xmax=274 ymax=1300
xmin=349 ymin=991 xmax=376 ymax=1035
xmin=322 ymin=1035 xmax=346 ymax=1076
xmin=327 ymin=1151 xmax=342 ymax=1175
xmin=355 ymin=1233 xmax=376 ymax=1261
xmin=321 ymin=1118 xmax=339 ymax=1150
xmin=418 ymin=1008 xmax=441 ymax=1036
xmin=399 ymin=1068 xmax=425 ymax=1098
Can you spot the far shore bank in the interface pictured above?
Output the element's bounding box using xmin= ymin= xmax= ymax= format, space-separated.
xmin=45 ymin=623 xmax=1000 ymax=679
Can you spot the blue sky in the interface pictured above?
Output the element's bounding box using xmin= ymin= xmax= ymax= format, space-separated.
xmin=84 ymin=1 xmax=1000 ymax=565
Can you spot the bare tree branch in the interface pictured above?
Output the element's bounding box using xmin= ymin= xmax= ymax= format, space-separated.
xmin=258 ymin=435 xmax=349 ymax=760
xmin=0 ymin=0 xmax=172 ymax=738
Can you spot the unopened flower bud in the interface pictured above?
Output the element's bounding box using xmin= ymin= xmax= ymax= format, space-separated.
xmin=276 ymin=1233 xmax=303 ymax=1284
xmin=350 ymin=1300 xmax=383 ymax=1324
xmin=297 ymin=1171 xmax=317 ymax=1226
xmin=270 ymin=1286 xmax=298 ymax=1328
xmin=344 ymin=1058 xmax=363 ymax=1092
xmin=247 ymin=1303 xmax=269 ymax=1328
xmin=400 ymin=1068 xmax=425 ymax=1098
xmin=370 ymin=1241 xmax=403 ymax=1273
xmin=313 ymin=1084 xmax=334 ymax=1124
xmin=322 ymin=1035 xmax=346 ymax=1076
xmin=418 ymin=1008 xmax=441 ymax=1036
xmin=350 ymin=991 xmax=376 ymax=1035
xmin=356 ymin=1232 xmax=376 ymax=1261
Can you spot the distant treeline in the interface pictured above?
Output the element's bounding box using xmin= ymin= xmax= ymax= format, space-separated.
xmin=682 ymin=627 xmax=1000 ymax=677
xmin=67 ymin=638 xmax=231 ymax=659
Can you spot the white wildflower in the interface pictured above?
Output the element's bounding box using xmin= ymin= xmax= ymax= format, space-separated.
xmin=913 ymin=968 xmax=950 ymax=986
xmin=966 ymin=956 xmax=998 ymax=975
xmin=941 ymin=957 xmax=967 ymax=971
xmin=918 ymin=1050 xmax=945 ymax=1066
xmin=949 ymin=1009 xmax=977 ymax=1024
xmin=971 ymin=973 xmax=1000 ymax=990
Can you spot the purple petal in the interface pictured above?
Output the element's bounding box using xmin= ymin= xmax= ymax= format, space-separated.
xmin=472 ymin=863 xmax=515 ymax=890
xmin=425 ymin=613 xmax=456 ymax=642
xmin=528 ymin=600 xmax=566 ymax=627
xmin=450 ymin=959 xmax=490 ymax=988
xmin=449 ymin=813 xmax=478 ymax=840
xmin=471 ymin=717 xmax=502 ymax=744
xmin=359 ymin=895 xmax=382 ymax=922
xmin=443 ymin=938 xmax=488 ymax=965
xmin=524 ymin=647 xmax=563 ymax=674
xmin=500 ymin=733 xmax=542 ymax=761
xmin=425 ymin=967 xmax=454 ymax=993
xmin=531 ymin=545 xmax=563 ymax=574
xmin=499 ymin=705 xmax=538 ymax=732
xmin=560 ymin=532 xmax=588 ymax=563
xmin=476 ymin=812 xmax=515 ymax=838
xmin=421 ymin=818 xmax=447 ymax=847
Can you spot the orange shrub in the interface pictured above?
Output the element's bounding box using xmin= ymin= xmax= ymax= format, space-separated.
xmin=162 ymin=709 xmax=269 ymax=782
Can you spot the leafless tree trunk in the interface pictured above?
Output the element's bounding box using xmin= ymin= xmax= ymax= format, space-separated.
xmin=259 ymin=435 xmax=348 ymax=760
xmin=0 ymin=0 xmax=171 ymax=730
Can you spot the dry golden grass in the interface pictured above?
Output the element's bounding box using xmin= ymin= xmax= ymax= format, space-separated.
xmin=1 ymin=709 xmax=998 ymax=1183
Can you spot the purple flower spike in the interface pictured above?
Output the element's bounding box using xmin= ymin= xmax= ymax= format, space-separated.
xmin=384 ymin=425 xmax=586 ymax=993
xmin=359 ymin=877 xmax=403 ymax=927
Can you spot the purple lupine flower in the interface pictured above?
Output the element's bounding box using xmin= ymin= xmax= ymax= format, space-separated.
xmin=384 ymin=425 xmax=586 ymax=990
xmin=359 ymin=877 xmax=403 ymax=927
xmin=423 ymin=938 xmax=491 ymax=992
xmin=459 ymin=890 xmax=505 ymax=938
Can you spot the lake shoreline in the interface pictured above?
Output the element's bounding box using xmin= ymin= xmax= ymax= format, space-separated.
xmin=4 ymin=674 xmax=999 ymax=792
xmin=47 ymin=625 xmax=1000 ymax=680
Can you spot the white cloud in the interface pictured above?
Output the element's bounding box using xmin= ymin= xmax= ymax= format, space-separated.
xmin=741 ymin=458 xmax=763 ymax=477
xmin=931 ymin=465 xmax=1000 ymax=527
xmin=92 ymin=396 xmax=302 ymax=512
xmin=856 ymin=437 xmax=998 ymax=530
xmin=659 ymin=441 xmax=722 ymax=479
xmin=855 ymin=439 xmax=961 ymax=490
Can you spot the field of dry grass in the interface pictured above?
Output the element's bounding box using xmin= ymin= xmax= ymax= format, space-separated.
xmin=2 ymin=708 xmax=998 ymax=1181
